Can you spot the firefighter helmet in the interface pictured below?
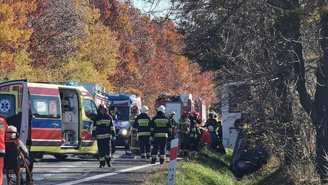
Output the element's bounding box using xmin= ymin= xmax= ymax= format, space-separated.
xmin=141 ymin=106 xmax=149 ymax=113
xmin=157 ymin=105 xmax=166 ymax=113
xmin=169 ymin=111 xmax=176 ymax=115
xmin=208 ymin=125 xmax=214 ymax=132
xmin=192 ymin=111 xmax=199 ymax=117
xmin=182 ymin=110 xmax=189 ymax=116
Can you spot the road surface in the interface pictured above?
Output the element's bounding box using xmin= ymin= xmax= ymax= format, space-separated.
xmin=4 ymin=149 xmax=167 ymax=185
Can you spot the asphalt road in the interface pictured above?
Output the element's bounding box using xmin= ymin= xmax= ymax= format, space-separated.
xmin=3 ymin=148 xmax=168 ymax=185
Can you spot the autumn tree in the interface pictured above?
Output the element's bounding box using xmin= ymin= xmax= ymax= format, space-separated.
xmin=29 ymin=0 xmax=85 ymax=67
xmin=0 ymin=0 xmax=36 ymax=80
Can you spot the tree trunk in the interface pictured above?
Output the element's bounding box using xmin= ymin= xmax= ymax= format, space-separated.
xmin=316 ymin=11 xmax=328 ymax=182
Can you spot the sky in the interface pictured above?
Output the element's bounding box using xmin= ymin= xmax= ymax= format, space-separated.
xmin=132 ymin=0 xmax=171 ymax=17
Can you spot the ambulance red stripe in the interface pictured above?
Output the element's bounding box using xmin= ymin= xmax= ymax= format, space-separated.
xmin=31 ymin=129 xmax=61 ymax=140
xmin=29 ymin=87 xmax=59 ymax=96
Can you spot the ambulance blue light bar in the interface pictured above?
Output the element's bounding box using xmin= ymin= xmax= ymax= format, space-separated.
xmin=67 ymin=81 xmax=78 ymax=86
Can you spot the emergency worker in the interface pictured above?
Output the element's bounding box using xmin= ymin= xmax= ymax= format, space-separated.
xmin=189 ymin=112 xmax=201 ymax=151
xmin=204 ymin=112 xmax=220 ymax=130
xmin=0 ymin=115 xmax=8 ymax=183
xmin=166 ymin=111 xmax=177 ymax=150
xmin=133 ymin=106 xmax=151 ymax=158
xmin=130 ymin=105 xmax=140 ymax=154
xmin=95 ymin=105 xmax=116 ymax=168
xmin=177 ymin=111 xmax=191 ymax=157
xmin=150 ymin=105 xmax=171 ymax=164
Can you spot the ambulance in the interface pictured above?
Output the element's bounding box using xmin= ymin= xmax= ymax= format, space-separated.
xmin=0 ymin=80 xmax=99 ymax=161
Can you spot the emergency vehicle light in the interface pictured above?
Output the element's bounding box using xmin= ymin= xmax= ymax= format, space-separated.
xmin=67 ymin=81 xmax=78 ymax=86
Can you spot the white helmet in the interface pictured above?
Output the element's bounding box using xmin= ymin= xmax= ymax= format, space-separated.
xmin=169 ymin=111 xmax=176 ymax=115
xmin=141 ymin=106 xmax=149 ymax=113
xmin=157 ymin=105 xmax=166 ymax=113
xmin=208 ymin=125 xmax=214 ymax=132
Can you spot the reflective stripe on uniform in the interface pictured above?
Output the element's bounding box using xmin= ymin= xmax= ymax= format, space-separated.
xmin=105 ymin=154 xmax=112 ymax=159
xmin=138 ymin=119 xmax=149 ymax=126
xmin=138 ymin=132 xmax=150 ymax=136
xmin=97 ymin=120 xmax=111 ymax=126
xmin=97 ymin=133 xmax=111 ymax=139
xmin=191 ymin=128 xmax=196 ymax=132
xmin=111 ymin=126 xmax=115 ymax=131
xmin=154 ymin=119 xmax=168 ymax=127
xmin=189 ymin=134 xmax=194 ymax=137
xmin=160 ymin=155 xmax=165 ymax=159
xmin=99 ymin=157 xmax=105 ymax=161
xmin=154 ymin=133 xmax=168 ymax=137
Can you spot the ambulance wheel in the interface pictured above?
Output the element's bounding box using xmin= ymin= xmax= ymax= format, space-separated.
xmin=30 ymin=152 xmax=44 ymax=162
xmin=54 ymin=154 xmax=69 ymax=161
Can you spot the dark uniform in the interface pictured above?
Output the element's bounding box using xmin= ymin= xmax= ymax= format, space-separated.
xmin=166 ymin=113 xmax=177 ymax=150
xmin=150 ymin=110 xmax=171 ymax=164
xmin=177 ymin=115 xmax=191 ymax=156
xmin=189 ymin=113 xmax=201 ymax=151
xmin=130 ymin=112 xmax=139 ymax=154
xmin=133 ymin=113 xmax=152 ymax=158
xmin=95 ymin=107 xmax=116 ymax=168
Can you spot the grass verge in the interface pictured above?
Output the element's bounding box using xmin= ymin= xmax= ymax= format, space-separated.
xmin=143 ymin=148 xmax=292 ymax=185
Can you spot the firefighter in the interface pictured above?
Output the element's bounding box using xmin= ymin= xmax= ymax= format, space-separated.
xmin=177 ymin=111 xmax=191 ymax=157
xmin=95 ymin=104 xmax=116 ymax=168
xmin=166 ymin=111 xmax=177 ymax=150
xmin=133 ymin=106 xmax=152 ymax=159
xmin=0 ymin=114 xmax=8 ymax=183
xmin=130 ymin=105 xmax=140 ymax=154
xmin=189 ymin=111 xmax=202 ymax=151
xmin=204 ymin=112 xmax=220 ymax=131
xmin=150 ymin=105 xmax=171 ymax=164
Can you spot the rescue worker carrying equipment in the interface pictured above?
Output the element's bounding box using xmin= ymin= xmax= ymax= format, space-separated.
xmin=177 ymin=111 xmax=191 ymax=157
xmin=150 ymin=105 xmax=172 ymax=164
xmin=95 ymin=104 xmax=116 ymax=168
xmin=133 ymin=106 xmax=152 ymax=159
xmin=130 ymin=105 xmax=140 ymax=154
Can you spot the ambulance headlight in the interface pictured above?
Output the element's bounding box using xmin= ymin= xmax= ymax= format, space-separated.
xmin=121 ymin=129 xmax=128 ymax=136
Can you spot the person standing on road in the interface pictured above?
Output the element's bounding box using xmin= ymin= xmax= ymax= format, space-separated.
xmin=130 ymin=105 xmax=140 ymax=155
xmin=133 ymin=106 xmax=152 ymax=159
xmin=177 ymin=111 xmax=191 ymax=157
xmin=150 ymin=105 xmax=171 ymax=164
xmin=95 ymin=104 xmax=116 ymax=168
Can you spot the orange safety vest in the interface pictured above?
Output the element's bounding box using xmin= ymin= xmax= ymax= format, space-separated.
xmin=0 ymin=117 xmax=8 ymax=157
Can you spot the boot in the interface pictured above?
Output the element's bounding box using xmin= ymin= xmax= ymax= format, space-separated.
xmin=160 ymin=158 xmax=165 ymax=164
xmin=106 ymin=159 xmax=112 ymax=167
xmin=151 ymin=157 xmax=156 ymax=164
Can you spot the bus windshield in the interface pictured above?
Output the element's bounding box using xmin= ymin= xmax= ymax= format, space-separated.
xmin=110 ymin=106 xmax=129 ymax=121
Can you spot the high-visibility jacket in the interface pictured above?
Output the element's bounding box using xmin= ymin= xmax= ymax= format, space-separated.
xmin=0 ymin=117 xmax=8 ymax=157
xmin=94 ymin=114 xmax=115 ymax=140
xmin=133 ymin=113 xmax=151 ymax=137
xmin=177 ymin=118 xmax=190 ymax=135
xmin=150 ymin=112 xmax=171 ymax=138
xmin=130 ymin=114 xmax=138 ymax=133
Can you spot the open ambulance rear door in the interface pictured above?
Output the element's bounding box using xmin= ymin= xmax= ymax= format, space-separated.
xmin=0 ymin=80 xmax=29 ymax=145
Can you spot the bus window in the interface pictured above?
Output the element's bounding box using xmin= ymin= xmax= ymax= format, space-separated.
xmin=30 ymin=95 xmax=60 ymax=119
xmin=83 ymin=99 xmax=98 ymax=119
